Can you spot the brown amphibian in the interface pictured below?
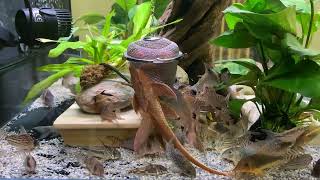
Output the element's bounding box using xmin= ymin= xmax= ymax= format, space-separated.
xmin=129 ymin=65 xmax=228 ymax=176
xmin=41 ymin=89 xmax=54 ymax=108
xmin=165 ymin=139 xmax=196 ymax=177
xmin=312 ymin=158 xmax=320 ymax=178
xmin=232 ymin=154 xmax=283 ymax=176
xmin=232 ymin=153 xmax=312 ymax=176
xmin=5 ymin=127 xmax=36 ymax=152
xmin=129 ymin=164 xmax=168 ymax=175
xmin=24 ymin=153 xmax=37 ymax=174
xmin=75 ymin=79 xmax=134 ymax=121
xmin=84 ymin=156 xmax=104 ymax=177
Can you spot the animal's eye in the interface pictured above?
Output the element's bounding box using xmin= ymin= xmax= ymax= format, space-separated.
xmin=101 ymin=91 xmax=113 ymax=96
xmin=192 ymin=113 xmax=196 ymax=119
xmin=191 ymin=89 xmax=197 ymax=95
xmin=244 ymin=163 xmax=249 ymax=167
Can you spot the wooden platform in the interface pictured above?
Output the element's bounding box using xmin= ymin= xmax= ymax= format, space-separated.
xmin=53 ymin=103 xmax=141 ymax=146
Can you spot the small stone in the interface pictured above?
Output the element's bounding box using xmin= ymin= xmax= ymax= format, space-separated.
xmin=59 ymin=149 xmax=67 ymax=155
xmin=37 ymin=153 xmax=55 ymax=159
xmin=54 ymin=169 xmax=70 ymax=175
xmin=66 ymin=161 xmax=81 ymax=168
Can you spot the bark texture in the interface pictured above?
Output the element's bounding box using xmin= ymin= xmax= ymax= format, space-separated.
xmin=159 ymin=0 xmax=231 ymax=83
xmin=159 ymin=0 xmax=250 ymax=84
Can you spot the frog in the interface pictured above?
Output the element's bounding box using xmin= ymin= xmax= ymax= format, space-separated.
xmin=75 ymin=79 xmax=134 ymax=121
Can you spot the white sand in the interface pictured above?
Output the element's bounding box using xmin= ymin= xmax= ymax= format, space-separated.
xmin=0 ymin=135 xmax=319 ymax=179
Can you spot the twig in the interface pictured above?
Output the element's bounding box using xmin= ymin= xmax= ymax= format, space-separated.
xmin=305 ymin=0 xmax=314 ymax=48
xmin=295 ymin=95 xmax=304 ymax=106
xmin=101 ymin=63 xmax=131 ymax=84
xmin=286 ymin=93 xmax=295 ymax=113
xmin=258 ymin=42 xmax=268 ymax=75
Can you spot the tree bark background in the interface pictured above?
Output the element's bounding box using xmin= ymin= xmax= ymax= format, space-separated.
xmin=159 ymin=0 xmax=250 ymax=84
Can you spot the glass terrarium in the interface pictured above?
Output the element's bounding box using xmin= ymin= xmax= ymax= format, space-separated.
xmin=0 ymin=0 xmax=320 ymax=179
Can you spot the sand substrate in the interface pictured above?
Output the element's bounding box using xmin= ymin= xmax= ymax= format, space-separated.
xmin=0 ymin=135 xmax=318 ymax=180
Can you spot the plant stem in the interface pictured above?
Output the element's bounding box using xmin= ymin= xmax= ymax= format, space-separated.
xmin=299 ymin=15 xmax=305 ymax=41
xmin=295 ymin=95 xmax=304 ymax=106
xmin=258 ymin=42 xmax=268 ymax=75
xmin=286 ymin=93 xmax=295 ymax=114
xmin=253 ymin=101 xmax=262 ymax=117
xmin=101 ymin=63 xmax=131 ymax=84
xmin=253 ymin=101 xmax=264 ymax=128
xmin=305 ymin=0 xmax=314 ymax=48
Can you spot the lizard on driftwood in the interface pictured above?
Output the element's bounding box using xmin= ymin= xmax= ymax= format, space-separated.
xmin=129 ymin=65 xmax=228 ymax=176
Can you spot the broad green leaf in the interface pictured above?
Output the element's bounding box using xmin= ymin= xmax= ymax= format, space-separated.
xmin=231 ymin=71 xmax=261 ymax=87
xmin=229 ymin=99 xmax=248 ymax=118
xmin=49 ymin=41 xmax=86 ymax=58
xmin=102 ymin=10 xmax=116 ymax=37
xmin=215 ymin=59 xmax=262 ymax=73
xmin=224 ymin=6 xmax=297 ymax=35
xmin=297 ymin=12 xmax=320 ymax=36
xmin=264 ymin=0 xmax=287 ymax=12
xmin=132 ymin=2 xmax=152 ymax=35
xmin=74 ymin=13 xmax=105 ymax=25
xmin=280 ymin=0 xmax=311 ymax=13
xmin=23 ymin=69 xmax=73 ymax=104
xmin=263 ymin=60 xmax=320 ymax=98
xmin=282 ymin=33 xmax=320 ymax=60
xmin=225 ymin=14 xmax=242 ymax=29
xmin=243 ymin=22 xmax=278 ymax=44
xmin=243 ymin=0 xmax=267 ymax=12
xmin=213 ymin=59 xmax=256 ymax=75
xmin=115 ymin=0 xmax=137 ymax=12
xmin=265 ymin=47 xmax=283 ymax=63
xmin=211 ymin=23 xmax=257 ymax=48
xmin=215 ymin=59 xmax=263 ymax=87
xmin=264 ymin=59 xmax=295 ymax=81
xmin=243 ymin=0 xmax=286 ymax=12
xmin=279 ymin=0 xmax=320 ymax=37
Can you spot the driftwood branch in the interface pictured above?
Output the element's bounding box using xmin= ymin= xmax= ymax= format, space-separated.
xmin=159 ymin=0 xmax=231 ymax=83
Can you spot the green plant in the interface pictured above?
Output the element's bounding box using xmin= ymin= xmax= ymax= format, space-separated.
xmin=211 ymin=0 xmax=320 ymax=132
xmin=24 ymin=1 xmax=179 ymax=104
xmin=111 ymin=0 xmax=169 ymax=38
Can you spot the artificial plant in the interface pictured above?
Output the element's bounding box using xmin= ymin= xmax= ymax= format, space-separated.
xmin=24 ymin=0 xmax=178 ymax=104
xmin=212 ymin=0 xmax=320 ymax=132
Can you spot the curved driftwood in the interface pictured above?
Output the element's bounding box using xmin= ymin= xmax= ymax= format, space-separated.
xmin=159 ymin=0 xmax=251 ymax=83
xmin=159 ymin=0 xmax=231 ymax=83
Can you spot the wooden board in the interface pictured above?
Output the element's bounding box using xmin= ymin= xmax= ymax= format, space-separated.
xmin=53 ymin=103 xmax=141 ymax=146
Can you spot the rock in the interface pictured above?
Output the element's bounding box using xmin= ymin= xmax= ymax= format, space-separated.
xmin=66 ymin=161 xmax=81 ymax=168
xmin=62 ymin=74 xmax=78 ymax=94
xmin=31 ymin=126 xmax=60 ymax=140
xmin=54 ymin=169 xmax=70 ymax=175
xmin=36 ymin=153 xmax=55 ymax=159
xmin=176 ymin=66 xmax=189 ymax=84
xmin=75 ymin=79 xmax=134 ymax=114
